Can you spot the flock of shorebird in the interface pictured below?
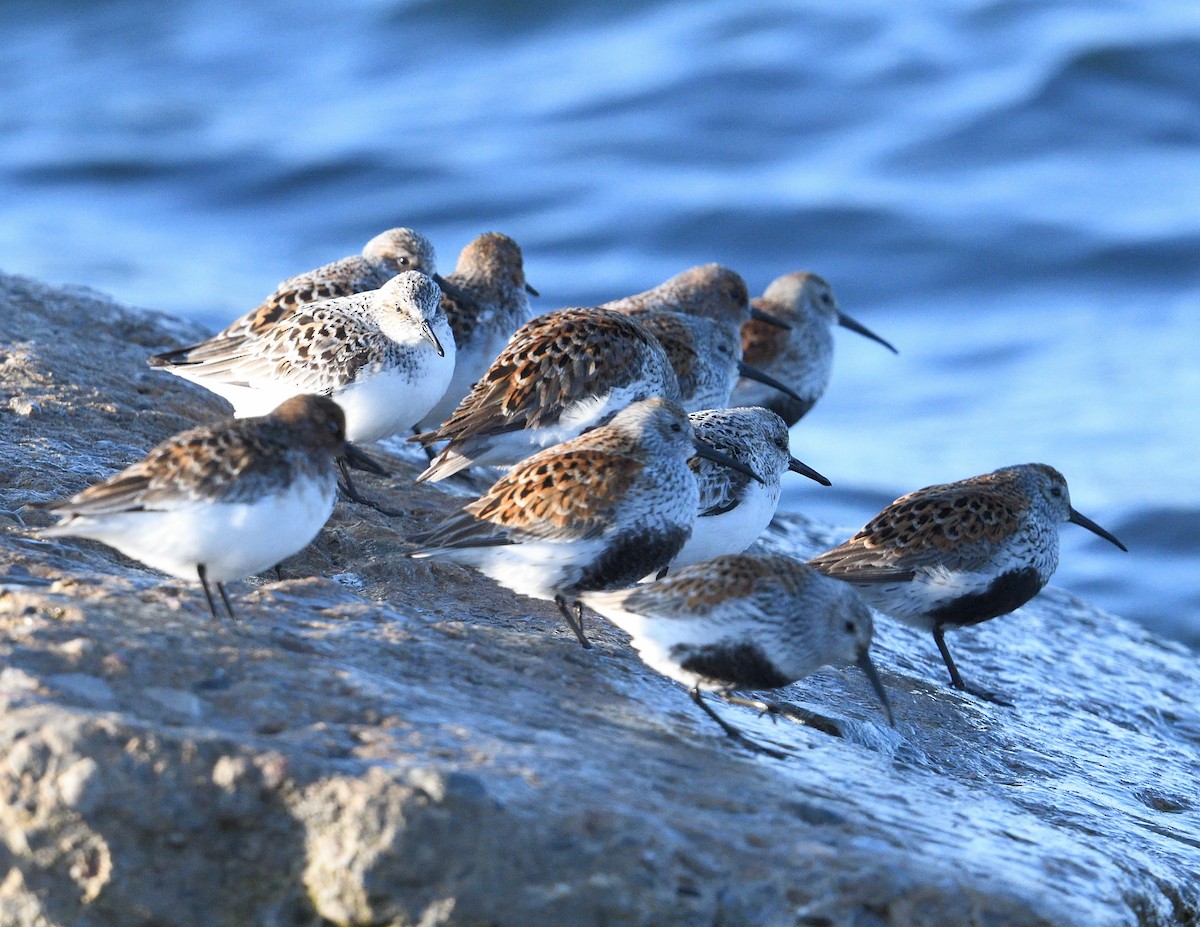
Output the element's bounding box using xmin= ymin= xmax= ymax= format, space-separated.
xmin=31 ymin=227 xmax=1128 ymax=754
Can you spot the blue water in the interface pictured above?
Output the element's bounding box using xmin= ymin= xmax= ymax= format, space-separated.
xmin=3 ymin=0 xmax=1198 ymax=643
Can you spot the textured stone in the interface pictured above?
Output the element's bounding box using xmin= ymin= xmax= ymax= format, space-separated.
xmin=0 ymin=271 xmax=1197 ymax=927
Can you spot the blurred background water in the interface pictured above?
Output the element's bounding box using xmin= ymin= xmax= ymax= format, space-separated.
xmin=2 ymin=0 xmax=1198 ymax=644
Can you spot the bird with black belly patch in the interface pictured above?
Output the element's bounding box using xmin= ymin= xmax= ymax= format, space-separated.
xmin=664 ymin=406 xmax=830 ymax=573
xmin=582 ymin=553 xmax=893 ymax=756
xmin=408 ymin=398 xmax=761 ymax=649
xmin=807 ymin=463 xmax=1127 ymax=700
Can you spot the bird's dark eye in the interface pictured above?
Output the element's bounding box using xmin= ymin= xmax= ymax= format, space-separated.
xmin=326 ymin=418 xmax=340 ymax=434
xmin=398 ymin=256 xmax=410 ymax=266
xmin=821 ymin=293 xmax=833 ymax=305
xmin=843 ymin=620 xmax=855 ymax=634
xmin=1050 ymin=486 xmax=1063 ymax=498
xmin=670 ymin=423 xmax=682 ymax=433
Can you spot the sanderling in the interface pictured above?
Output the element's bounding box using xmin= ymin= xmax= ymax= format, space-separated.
xmin=807 ymin=463 xmax=1126 ymax=698
xmin=221 ymin=227 xmax=444 ymax=340
xmin=734 ymin=272 xmax=896 ymax=425
xmin=34 ymin=395 xmax=347 ymax=621
xmin=667 ymin=407 xmax=830 ymax=572
xmin=148 ymin=271 xmax=454 ymax=446
xmin=417 ymin=232 xmax=536 ymax=432
xmin=581 ymin=552 xmax=893 ymax=755
xmin=408 ymin=398 xmax=760 ymax=648
xmin=604 ymin=264 xmax=800 ymax=412
xmin=414 ymin=308 xmax=680 ymax=483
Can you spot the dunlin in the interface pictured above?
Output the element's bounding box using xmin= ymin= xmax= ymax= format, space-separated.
xmin=149 ymin=271 xmax=454 ymax=445
xmin=605 ymin=264 xmax=800 ymax=412
xmin=734 ymin=272 xmax=896 ymax=425
xmin=581 ymin=553 xmax=893 ymax=754
xmin=34 ymin=395 xmax=347 ymax=621
xmin=668 ymin=407 xmax=829 ymax=572
xmin=408 ymin=398 xmax=759 ymax=648
xmin=414 ymin=308 xmax=680 ymax=483
xmin=417 ymin=232 xmax=537 ymax=431
xmin=807 ymin=463 xmax=1127 ymax=696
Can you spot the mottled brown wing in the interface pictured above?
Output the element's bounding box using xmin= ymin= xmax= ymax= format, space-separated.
xmin=42 ymin=422 xmax=290 ymax=515
xmin=740 ymin=301 xmax=788 ymax=367
xmin=421 ymin=308 xmax=659 ymax=443
xmin=465 ymin=448 xmax=642 ymax=542
xmin=243 ymin=256 xmax=390 ymax=335
xmin=630 ymin=311 xmax=698 ymax=401
xmin=808 ymin=481 xmax=1024 ymax=581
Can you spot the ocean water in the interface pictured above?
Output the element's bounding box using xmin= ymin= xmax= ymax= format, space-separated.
xmin=2 ymin=0 xmax=1198 ymax=644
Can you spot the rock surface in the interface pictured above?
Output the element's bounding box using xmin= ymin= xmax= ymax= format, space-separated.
xmin=1 ymin=270 xmax=1198 ymax=927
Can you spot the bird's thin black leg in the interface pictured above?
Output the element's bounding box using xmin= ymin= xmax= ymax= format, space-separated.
xmin=411 ymin=425 xmax=437 ymax=462
xmin=690 ymin=688 xmax=790 ymax=759
xmin=197 ymin=564 xmax=222 ymax=623
xmin=216 ymin=582 xmax=237 ymax=622
xmin=933 ymin=625 xmax=1012 ymax=705
xmin=554 ymin=595 xmax=592 ymax=649
xmin=932 ymin=625 xmax=966 ymax=690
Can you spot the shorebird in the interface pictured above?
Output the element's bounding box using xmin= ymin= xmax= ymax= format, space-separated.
xmin=807 ymin=463 xmax=1127 ymax=697
xmin=34 ymin=395 xmax=348 ymax=621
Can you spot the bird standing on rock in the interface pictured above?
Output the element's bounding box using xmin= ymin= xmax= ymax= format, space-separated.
xmin=414 ymin=307 xmax=680 ymax=483
xmin=807 ymin=463 xmax=1127 ymax=698
xmin=582 ymin=552 xmax=893 ymax=756
xmin=148 ymin=271 xmax=454 ymax=446
xmin=416 ymin=231 xmax=537 ymax=432
xmin=665 ymin=406 xmax=830 ymax=572
xmin=408 ymin=398 xmax=761 ymax=649
xmin=603 ymin=263 xmax=803 ymax=412
xmin=34 ymin=395 xmax=348 ymax=621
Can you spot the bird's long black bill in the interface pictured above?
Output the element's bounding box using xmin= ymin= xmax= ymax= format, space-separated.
xmin=736 ymin=361 xmax=803 ymax=402
xmin=525 ymin=282 xmax=540 ymax=297
xmin=1068 ymin=507 xmax=1128 ymax=552
xmin=341 ymin=443 xmax=389 ymax=476
xmin=788 ymin=456 xmax=831 ymax=486
xmin=420 ymin=320 xmax=445 ymax=357
xmin=749 ymin=306 xmax=791 ymax=330
xmin=856 ymin=650 xmax=894 ymax=726
xmin=693 ymin=439 xmax=763 ymax=484
xmin=837 ymin=312 xmax=898 ymax=354
xmin=432 ymin=274 xmax=482 ymax=314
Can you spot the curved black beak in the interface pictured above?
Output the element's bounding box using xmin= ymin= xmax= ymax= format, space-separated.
xmin=750 ymin=305 xmax=791 ymax=330
xmin=737 ymin=361 xmax=803 ymax=402
xmin=431 ymin=273 xmax=482 ymax=314
xmin=838 ymin=312 xmax=897 ymax=354
xmin=857 ymin=649 xmax=894 ymax=726
xmin=420 ymin=320 xmax=445 ymax=357
xmin=788 ymin=456 xmax=831 ymax=486
xmin=340 ymin=442 xmax=389 ymax=476
xmin=1068 ymin=507 xmax=1127 ymax=552
xmin=693 ymin=439 xmax=763 ymax=484
xmin=525 ymin=282 xmax=540 ymax=297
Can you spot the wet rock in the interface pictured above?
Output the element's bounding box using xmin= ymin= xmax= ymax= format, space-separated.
xmin=0 ymin=270 xmax=1198 ymax=926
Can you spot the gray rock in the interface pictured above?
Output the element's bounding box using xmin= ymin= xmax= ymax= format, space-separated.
xmin=0 ymin=270 xmax=1198 ymax=926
